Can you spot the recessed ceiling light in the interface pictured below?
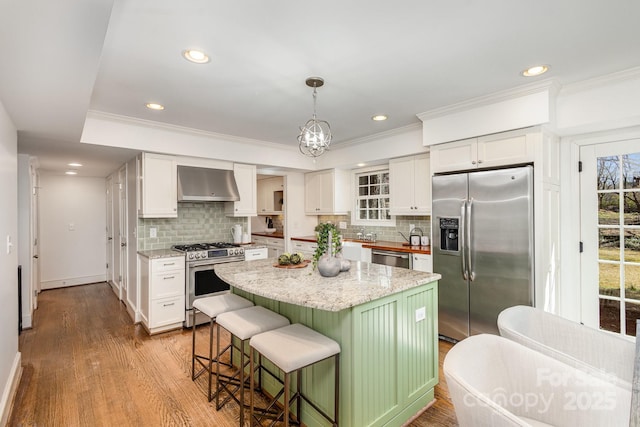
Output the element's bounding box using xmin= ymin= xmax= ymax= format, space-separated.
xmin=372 ymin=115 xmax=388 ymax=121
xmin=182 ymin=49 xmax=210 ymax=64
xmin=522 ymin=65 xmax=549 ymax=77
xmin=357 ymin=163 xmax=366 ymax=167
xmin=68 ymin=162 xmax=82 ymax=167
xmin=65 ymin=170 xmax=78 ymax=175
xmin=145 ymin=103 xmax=165 ymax=110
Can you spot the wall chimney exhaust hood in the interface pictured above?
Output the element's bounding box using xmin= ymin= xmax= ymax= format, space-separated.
xmin=177 ymin=166 xmax=240 ymax=202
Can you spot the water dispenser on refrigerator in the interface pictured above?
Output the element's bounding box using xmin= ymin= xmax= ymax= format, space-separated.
xmin=439 ymin=217 xmax=459 ymax=252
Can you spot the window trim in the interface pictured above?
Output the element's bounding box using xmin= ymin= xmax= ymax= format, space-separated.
xmin=350 ymin=166 xmax=396 ymax=227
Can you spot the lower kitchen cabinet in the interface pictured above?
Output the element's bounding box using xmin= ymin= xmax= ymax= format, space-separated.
xmin=411 ymin=253 xmax=433 ymax=273
xmin=291 ymin=240 xmax=318 ymax=260
xmin=252 ymin=234 xmax=284 ymax=258
xmin=139 ymin=253 xmax=185 ymax=334
xmin=245 ymin=247 xmax=268 ymax=261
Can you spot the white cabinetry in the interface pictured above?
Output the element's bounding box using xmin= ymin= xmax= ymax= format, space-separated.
xmin=257 ymin=176 xmax=284 ymax=214
xmin=430 ymin=130 xmax=536 ymax=174
xmin=139 ymin=254 xmax=185 ymax=334
xmin=138 ymin=153 xmax=177 ymax=218
xmin=291 ymin=240 xmax=318 ymax=260
xmin=411 ymin=253 xmax=432 ymax=273
xmin=225 ymin=163 xmax=257 ymax=217
xmin=304 ymin=169 xmax=350 ymax=215
xmin=252 ymin=235 xmax=284 ymax=258
xmin=245 ymin=247 xmax=268 ymax=261
xmin=389 ymin=153 xmax=431 ymax=215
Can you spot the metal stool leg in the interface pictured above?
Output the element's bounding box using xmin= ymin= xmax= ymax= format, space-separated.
xmin=284 ymin=372 xmax=290 ymax=427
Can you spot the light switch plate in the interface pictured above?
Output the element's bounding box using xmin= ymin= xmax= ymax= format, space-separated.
xmin=150 ymin=227 xmax=157 ymax=238
xmin=415 ymin=306 xmax=426 ymax=322
xmin=339 ymin=221 xmax=347 ymax=229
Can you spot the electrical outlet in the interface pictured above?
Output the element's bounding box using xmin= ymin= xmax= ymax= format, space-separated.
xmin=150 ymin=227 xmax=157 ymax=238
xmin=409 ymin=223 xmax=415 ymax=233
xmin=339 ymin=221 xmax=347 ymax=229
xmin=415 ymin=307 xmax=426 ymax=322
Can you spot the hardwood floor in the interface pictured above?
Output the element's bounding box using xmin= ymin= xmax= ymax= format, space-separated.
xmin=9 ymin=282 xmax=458 ymax=426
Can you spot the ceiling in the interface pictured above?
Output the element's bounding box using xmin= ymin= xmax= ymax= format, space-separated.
xmin=2 ymin=0 xmax=640 ymax=177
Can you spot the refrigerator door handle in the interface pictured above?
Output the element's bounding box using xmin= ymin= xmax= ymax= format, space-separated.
xmin=467 ymin=198 xmax=475 ymax=281
xmin=461 ymin=201 xmax=468 ymax=280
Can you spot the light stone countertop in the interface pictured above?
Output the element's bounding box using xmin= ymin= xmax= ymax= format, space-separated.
xmin=214 ymin=258 xmax=441 ymax=312
xmin=137 ymin=249 xmax=184 ymax=259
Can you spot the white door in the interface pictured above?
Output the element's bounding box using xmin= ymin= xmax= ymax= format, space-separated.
xmin=118 ymin=166 xmax=127 ymax=301
xmin=580 ymin=139 xmax=640 ymax=338
xmin=106 ymin=176 xmax=114 ymax=288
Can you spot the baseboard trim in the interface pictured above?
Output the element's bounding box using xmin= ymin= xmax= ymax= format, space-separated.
xmin=0 ymin=352 xmax=22 ymax=427
xmin=41 ymin=274 xmax=106 ymax=290
xmin=125 ymin=299 xmax=141 ymax=323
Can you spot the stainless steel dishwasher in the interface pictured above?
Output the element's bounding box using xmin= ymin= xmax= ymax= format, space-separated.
xmin=371 ymin=249 xmax=410 ymax=269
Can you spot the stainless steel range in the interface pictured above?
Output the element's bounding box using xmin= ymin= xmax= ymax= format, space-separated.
xmin=172 ymin=242 xmax=245 ymax=327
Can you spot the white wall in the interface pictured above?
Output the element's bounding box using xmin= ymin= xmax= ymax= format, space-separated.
xmin=39 ymin=173 xmax=106 ymax=289
xmin=0 ymin=100 xmax=21 ymax=426
xmin=17 ymin=154 xmax=33 ymax=328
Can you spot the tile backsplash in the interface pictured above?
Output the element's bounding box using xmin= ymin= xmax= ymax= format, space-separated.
xmin=318 ymin=214 xmax=430 ymax=243
xmin=138 ymin=203 xmax=429 ymax=251
xmin=138 ymin=202 xmax=248 ymax=251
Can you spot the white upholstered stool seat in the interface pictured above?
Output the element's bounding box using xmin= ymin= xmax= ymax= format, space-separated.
xmin=191 ymin=293 xmax=253 ymax=402
xmin=250 ymin=323 xmax=341 ymax=373
xmin=249 ymin=323 xmax=341 ymax=426
xmin=214 ymin=306 xmax=290 ymax=426
xmin=192 ymin=293 xmax=254 ymax=319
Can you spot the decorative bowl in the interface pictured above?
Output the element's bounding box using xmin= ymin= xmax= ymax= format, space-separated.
xmin=264 ymin=228 xmax=277 ymax=233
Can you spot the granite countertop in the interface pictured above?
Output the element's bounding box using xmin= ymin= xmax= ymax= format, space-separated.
xmin=252 ymin=231 xmax=284 ymax=239
xmin=291 ymin=236 xmax=431 ymax=255
xmin=138 ymin=249 xmax=185 ymax=259
xmin=214 ymin=258 xmax=440 ymax=312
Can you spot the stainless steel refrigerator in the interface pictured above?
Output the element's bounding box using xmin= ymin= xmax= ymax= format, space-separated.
xmin=432 ymin=165 xmax=534 ymax=341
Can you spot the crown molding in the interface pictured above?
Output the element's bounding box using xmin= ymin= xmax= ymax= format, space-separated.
xmin=558 ymin=66 xmax=640 ymax=96
xmin=333 ymin=122 xmax=423 ymax=149
xmin=416 ymin=78 xmax=561 ymax=122
xmin=84 ymin=110 xmax=296 ymax=152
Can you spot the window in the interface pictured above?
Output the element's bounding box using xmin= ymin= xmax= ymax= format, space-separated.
xmin=352 ymin=169 xmax=395 ymax=226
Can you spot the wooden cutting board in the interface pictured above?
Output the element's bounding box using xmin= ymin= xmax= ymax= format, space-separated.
xmin=273 ymin=260 xmax=311 ymax=269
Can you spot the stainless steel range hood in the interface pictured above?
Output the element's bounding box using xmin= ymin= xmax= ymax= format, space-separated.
xmin=177 ymin=166 xmax=240 ymax=202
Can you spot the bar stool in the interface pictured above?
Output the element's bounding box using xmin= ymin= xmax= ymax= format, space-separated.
xmin=215 ymin=306 xmax=290 ymax=426
xmin=249 ymin=323 xmax=341 ymax=427
xmin=191 ymin=293 xmax=254 ymax=401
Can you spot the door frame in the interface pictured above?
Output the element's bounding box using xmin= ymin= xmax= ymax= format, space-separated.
xmin=580 ymin=137 xmax=640 ymax=333
xmin=118 ymin=165 xmax=127 ymax=301
xmin=563 ymin=125 xmax=640 ymax=329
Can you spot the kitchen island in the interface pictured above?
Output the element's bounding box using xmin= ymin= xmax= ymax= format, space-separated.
xmin=214 ymin=258 xmax=440 ymax=427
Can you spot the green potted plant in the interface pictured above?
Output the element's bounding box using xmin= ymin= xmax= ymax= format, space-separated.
xmin=313 ymin=223 xmax=342 ymax=273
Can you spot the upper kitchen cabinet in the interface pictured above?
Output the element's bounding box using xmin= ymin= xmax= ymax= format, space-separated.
xmin=430 ymin=131 xmax=536 ymax=174
xmin=225 ymin=163 xmax=257 ymax=217
xmin=138 ymin=153 xmax=177 ymax=218
xmin=257 ymin=176 xmax=284 ymax=215
xmin=304 ymin=169 xmax=350 ymax=215
xmin=389 ymin=153 xmax=431 ymax=215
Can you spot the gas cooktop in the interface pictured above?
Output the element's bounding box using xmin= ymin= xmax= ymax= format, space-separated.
xmin=172 ymin=242 xmax=244 ymax=261
xmin=172 ymin=242 xmax=240 ymax=252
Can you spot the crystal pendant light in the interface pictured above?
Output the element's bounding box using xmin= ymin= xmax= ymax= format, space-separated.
xmin=298 ymin=77 xmax=332 ymax=158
